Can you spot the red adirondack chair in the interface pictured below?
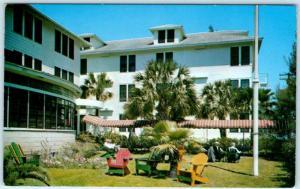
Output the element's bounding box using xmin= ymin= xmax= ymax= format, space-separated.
xmin=106 ymin=148 xmax=132 ymax=176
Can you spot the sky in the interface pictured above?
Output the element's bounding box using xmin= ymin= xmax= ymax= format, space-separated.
xmin=33 ymin=4 xmax=296 ymax=92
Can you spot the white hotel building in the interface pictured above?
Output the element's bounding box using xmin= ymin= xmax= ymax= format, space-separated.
xmin=79 ymin=24 xmax=263 ymax=140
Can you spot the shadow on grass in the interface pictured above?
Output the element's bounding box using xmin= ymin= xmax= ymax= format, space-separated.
xmin=271 ymin=164 xmax=295 ymax=187
xmin=208 ymin=164 xmax=253 ymax=176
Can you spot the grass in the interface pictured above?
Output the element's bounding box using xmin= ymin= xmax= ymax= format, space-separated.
xmin=35 ymin=154 xmax=288 ymax=187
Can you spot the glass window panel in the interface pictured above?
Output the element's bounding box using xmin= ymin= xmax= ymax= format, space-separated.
xmin=13 ymin=5 xmax=23 ymax=35
xmin=241 ymin=79 xmax=250 ymax=88
xmin=54 ymin=67 xmax=61 ymax=77
xmin=158 ymin=30 xmax=165 ymax=43
xmin=128 ymin=55 xmax=136 ymax=72
xmin=68 ymin=38 xmax=74 ymax=59
xmin=62 ymin=34 xmax=68 ymax=56
xmin=128 ymin=84 xmax=135 ymax=100
xmin=45 ymin=95 xmax=56 ymax=129
xmin=28 ymin=91 xmax=44 ymax=129
xmin=120 ymin=56 xmax=127 ymax=72
xmin=80 ymin=59 xmax=87 ymax=75
xmin=119 ymin=127 xmax=126 ymax=132
xmin=57 ymin=98 xmax=65 ymax=129
xmin=165 ymin=52 xmax=173 ymax=62
xmin=230 ymin=47 xmax=239 ymax=66
xmin=119 ymin=85 xmax=127 ymax=102
xmin=62 ymin=69 xmax=68 ymax=80
xmin=83 ymin=37 xmax=90 ymax=42
xmin=230 ymin=80 xmax=239 ymax=88
xmin=240 ymin=128 xmax=250 ymax=133
xmin=24 ymin=12 xmax=33 ymax=39
xmin=9 ymin=88 xmax=28 ymax=128
xmin=69 ymin=72 xmax=74 ymax=83
xmin=24 ymin=55 xmax=32 ymax=69
xmin=5 ymin=49 xmax=15 ymax=63
xmin=4 ymin=87 xmax=8 ymax=127
xmin=55 ymin=30 xmax=61 ymax=53
xmin=156 ymin=53 xmax=164 ymax=62
xmin=34 ymin=58 xmax=42 ymax=71
xmin=229 ymin=128 xmax=239 ymax=133
xmin=241 ymin=46 xmax=250 ymax=65
xmin=167 ymin=29 xmax=174 ymax=42
xmin=13 ymin=51 xmax=23 ymax=65
xmin=34 ymin=17 xmax=42 ymax=44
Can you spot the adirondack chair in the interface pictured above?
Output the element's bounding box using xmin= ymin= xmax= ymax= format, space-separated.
xmin=135 ymin=157 xmax=159 ymax=176
xmin=177 ymin=153 xmax=209 ymax=186
xmin=106 ymin=148 xmax=132 ymax=176
xmin=7 ymin=142 xmax=39 ymax=165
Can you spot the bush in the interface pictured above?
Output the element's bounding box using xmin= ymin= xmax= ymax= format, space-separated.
xmin=153 ymin=121 xmax=171 ymax=134
xmin=281 ymin=138 xmax=295 ymax=186
xmin=168 ymin=128 xmax=190 ymax=141
xmin=184 ymin=139 xmax=206 ymax=154
xmin=77 ymin=132 xmax=96 ymax=143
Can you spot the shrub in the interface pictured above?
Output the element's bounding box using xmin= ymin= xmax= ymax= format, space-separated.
xmin=77 ymin=132 xmax=96 ymax=143
xmin=153 ymin=121 xmax=170 ymax=134
xmin=281 ymin=138 xmax=295 ymax=186
xmin=168 ymin=128 xmax=190 ymax=141
xmin=184 ymin=139 xmax=206 ymax=154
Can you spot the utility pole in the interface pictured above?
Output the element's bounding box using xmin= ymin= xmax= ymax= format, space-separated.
xmin=253 ymin=4 xmax=259 ymax=176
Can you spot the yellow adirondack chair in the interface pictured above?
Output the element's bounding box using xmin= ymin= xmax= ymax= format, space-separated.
xmin=177 ymin=153 xmax=209 ymax=186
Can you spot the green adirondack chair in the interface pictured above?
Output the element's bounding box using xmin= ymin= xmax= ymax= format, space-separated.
xmin=7 ymin=142 xmax=39 ymax=166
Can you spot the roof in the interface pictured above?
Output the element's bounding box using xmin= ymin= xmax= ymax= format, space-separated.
xmin=24 ymin=5 xmax=91 ymax=47
xmin=81 ymin=30 xmax=262 ymax=55
xmin=150 ymin=24 xmax=183 ymax=31
xmin=82 ymin=115 xmax=277 ymax=129
xmin=78 ymin=33 xmax=106 ymax=45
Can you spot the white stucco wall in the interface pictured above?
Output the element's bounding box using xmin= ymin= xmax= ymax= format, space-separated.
xmin=5 ymin=6 xmax=82 ymax=86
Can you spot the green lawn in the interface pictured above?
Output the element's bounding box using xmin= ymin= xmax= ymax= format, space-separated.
xmin=22 ymin=155 xmax=288 ymax=187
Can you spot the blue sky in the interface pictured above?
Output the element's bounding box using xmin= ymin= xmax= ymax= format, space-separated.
xmin=33 ymin=4 xmax=296 ymax=92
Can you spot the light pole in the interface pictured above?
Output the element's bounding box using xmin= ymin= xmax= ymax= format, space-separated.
xmin=253 ymin=4 xmax=260 ymax=176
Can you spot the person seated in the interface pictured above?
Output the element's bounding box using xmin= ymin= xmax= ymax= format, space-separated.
xmin=208 ymin=141 xmax=224 ymax=162
xmin=227 ymin=142 xmax=241 ymax=162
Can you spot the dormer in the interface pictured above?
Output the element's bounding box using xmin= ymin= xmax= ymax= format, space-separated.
xmin=79 ymin=33 xmax=106 ymax=50
xmin=150 ymin=24 xmax=185 ymax=45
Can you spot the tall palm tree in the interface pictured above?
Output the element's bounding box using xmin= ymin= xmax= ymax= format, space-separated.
xmin=124 ymin=60 xmax=199 ymax=121
xmin=80 ymin=72 xmax=113 ymax=101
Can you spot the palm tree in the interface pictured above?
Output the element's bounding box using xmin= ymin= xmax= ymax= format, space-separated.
xmin=81 ymin=72 xmax=113 ymax=101
xmin=124 ymin=60 xmax=199 ymax=121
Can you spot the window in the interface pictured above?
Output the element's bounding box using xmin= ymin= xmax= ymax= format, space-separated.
xmin=62 ymin=34 xmax=68 ymax=56
xmin=62 ymin=69 xmax=68 ymax=80
xmin=120 ymin=56 xmax=127 ymax=72
xmin=14 ymin=51 xmax=23 ymax=65
xmin=128 ymin=55 xmax=136 ymax=72
xmin=13 ymin=6 xmax=23 ymax=35
xmin=230 ymin=128 xmax=239 ymax=133
xmin=241 ymin=79 xmax=250 ymax=88
xmin=29 ymin=91 xmax=44 ymax=129
xmin=230 ymin=47 xmax=239 ymax=66
xmin=80 ymin=59 xmax=87 ymax=75
xmin=119 ymin=127 xmax=127 ymax=132
xmin=165 ymin=52 xmax=173 ymax=62
xmin=119 ymin=114 xmax=124 ymax=120
xmin=120 ymin=85 xmax=127 ymax=102
xmin=167 ymin=29 xmax=175 ymax=42
xmin=231 ymin=80 xmax=239 ymax=88
xmin=4 ymin=87 xmax=7 ymax=127
xmin=156 ymin=53 xmax=164 ymax=62
xmin=68 ymin=38 xmax=74 ymax=59
xmin=241 ymin=46 xmax=250 ymax=65
xmin=9 ymin=88 xmax=28 ymax=128
xmin=34 ymin=17 xmax=42 ymax=44
xmin=34 ymin=58 xmax=42 ymax=71
xmin=128 ymin=84 xmax=135 ymax=99
xmin=55 ymin=30 xmax=61 ymax=53
xmin=83 ymin=37 xmax=90 ymax=42
xmin=5 ymin=49 xmax=14 ymax=63
xmin=54 ymin=67 xmax=61 ymax=77
xmin=158 ymin=30 xmax=165 ymax=43
xmin=240 ymin=128 xmax=250 ymax=133
xmin=24 ymin=12 xmax=33 ymax=39
xmin=45 ymin=95 xmax=56 ymax=129
xmin=24 ymin=55 xmax=32 ymax=68
xmin=69 ymin=72 xmax=74 ymax=83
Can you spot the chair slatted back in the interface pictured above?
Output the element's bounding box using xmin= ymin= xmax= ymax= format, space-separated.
xmin=10 ymin=142 xmax=26 ymax=164
xmin=115 ymin=148 xmax=131 ymax=165
xmin=191 ymin=153 xmax=208 ymax=175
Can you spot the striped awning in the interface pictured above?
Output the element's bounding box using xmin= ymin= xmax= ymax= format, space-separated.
xmin=178 ymin=119 xmax=275 ymax=129
xmin=83 ymin=115 xmax=279 ymax=129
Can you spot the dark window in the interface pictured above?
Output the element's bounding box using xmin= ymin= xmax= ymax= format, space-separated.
xmin=55 ymin=30 xmax=61 ymax=53
xmin=156 ymin=53 xmax=164 ymax=62
xmin=69 ymin=72 xmax=74 ymax=83
xmin=62 ymin=69 xmax=68 ymax=80
xmin=80 ymin=59 xmax=87 ymax=75
xmin=9 ymin=88 xmax=28 ymax=128
xmin=119 ymin=114 xmax=124 ymax=120
xmin=34 ymin=17 xmax=42 ymax=44
xmin=230 ymin=80 xmax=239 ymax=88
xmin=129 ymin=127 xmax=135 ymax=132
xmin=24 ymin=12 xmax=33 ymax=39
xmin=128 ymin=84 xmax=135 ymax=100
xmin=24 ymin=54 xmax=32 ymax=68
xmin=62 ymin=34 xmax=68 ymax=56
xmin=4 ymin=87 xmax=7 ymax=127
xmin=13 ymin=5 xmax=23 ymax=35
xmin=165 ymin=52 xmax=173 ymax=62
xmin=54 ymin=67 xmax=61 ymax=77
xmin=13 ymin=51 xmax=23 ymax=65
xmin=57 ymin=98 xmax=65 ymax=129
xmin=167 ymin=29 xmax=175 ymax=42
xmin=45 ymin=95 xmax=57 ymax=129
xmin=241 ymin=79 xmax=250 ymax=88
xmin=119 ymin=127 xmax=127 ymax=132
xmin=240 ymin=128 xmax=250 ymax=132
xmin=128 ymin=55 xmax=136 ymax=72
xmin=230 ymin=47 xmax=239 ymax=66
xmin=120 ymin=85 xmax=127 ymax=102
xmin=83 ymin=37 xmax=90 ymax=42
xmin=68 ymin=38 xmax=74 ymax=59
xmin=241 ymin=46 xmax=250 ymax=65
xmin=4 ymin=49 xmax=15 ymax=63
xmin=158 ymin=30 xmax=165 ymax=43
xmin=34 ymin=58 xmax=42 ymax=71
xmin=120 ymin=56 xmax=127 ymax=72
xmin=230 ymin=128 xmax=239 ymax=133
xmin=29 ymin=91 xmax=44 ymax=129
